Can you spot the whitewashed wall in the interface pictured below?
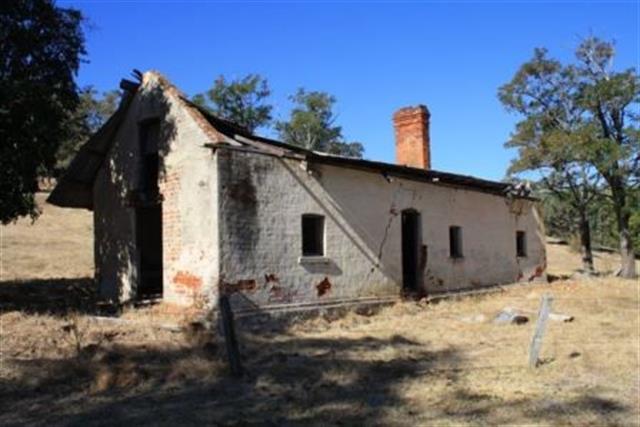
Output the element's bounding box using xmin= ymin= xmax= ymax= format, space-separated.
xmin=217 ymin=148 xmax=546 ymax=312
xmin=92 ymin=72 xmax=545 ymax=311
xmin=93 ymin=73 xmax=219 ymax=305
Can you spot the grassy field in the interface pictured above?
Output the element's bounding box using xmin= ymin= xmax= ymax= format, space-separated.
xmin=0 ymin=194 xmax=93 ymax=281
xmin=1 ymin=194 xmax=639 ymax=426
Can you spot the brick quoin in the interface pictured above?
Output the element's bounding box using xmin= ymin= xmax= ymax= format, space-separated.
xmin=393 ymin=105 xmax=431 ymax=169
xmin=159 ymin=169 xmax=183 ymax=300
xmin=159 ymin=170 xmax=181 ymax=266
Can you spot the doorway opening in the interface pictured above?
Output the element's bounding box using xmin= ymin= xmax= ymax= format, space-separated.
xmin=136 ymin=205 xmax=163 ymax=299
xmin=401 ymin=209 xmax=422 ymax=292
xmin=135 ymin=118 xmax=163 ymax=300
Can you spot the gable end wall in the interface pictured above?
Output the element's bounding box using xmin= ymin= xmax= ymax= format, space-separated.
xmin=93 ymin=74 xmax=220 ymax=306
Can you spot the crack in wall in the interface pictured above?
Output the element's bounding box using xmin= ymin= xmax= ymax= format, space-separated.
xmin=371 ymin=183 xmax=404 ymax=273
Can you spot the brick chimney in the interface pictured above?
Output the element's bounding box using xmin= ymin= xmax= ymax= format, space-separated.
xmin=393 ymin=105 xmax=431 ymax=169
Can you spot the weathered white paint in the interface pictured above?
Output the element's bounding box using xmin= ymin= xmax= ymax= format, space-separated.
xmin=93 ymin=74 xmax=219 ymax=305
xmin=92 ymin=71 xmax=546 ymax=312
xmin=216 ymin=148 xmax=546 ymax=312
xmin=217 ymin=149 xmax=399 ymax=312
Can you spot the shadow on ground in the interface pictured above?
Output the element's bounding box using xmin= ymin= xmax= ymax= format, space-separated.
xmin=1 ymin=330 xmax=455 ymax=426
xmin=0 ymin=277 xmax=101 ymax=315
xmin=0 ymin=279 xmax=633 ymax=426
xmin=0 ymin=321 xmax=632 ymax=427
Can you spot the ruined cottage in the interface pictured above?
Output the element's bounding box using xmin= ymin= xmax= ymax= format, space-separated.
xmin=49 ymin=71 xmax=547 ymax=314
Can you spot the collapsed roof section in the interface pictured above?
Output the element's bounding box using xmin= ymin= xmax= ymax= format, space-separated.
xmin=187 ymin=98 xmax=527 ymax=199
xmin=48 ymin=70 xmax=531 ymax=210
xmin=47 ymin=78 xmax=141 ymax=209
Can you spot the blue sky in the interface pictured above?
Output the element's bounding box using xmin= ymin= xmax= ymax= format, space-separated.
xmin=62 ymin=1 xmax=638 ymax=181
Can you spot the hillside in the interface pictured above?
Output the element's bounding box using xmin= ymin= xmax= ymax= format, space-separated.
xmin=1 ymin=193 xmax=93 ymax=281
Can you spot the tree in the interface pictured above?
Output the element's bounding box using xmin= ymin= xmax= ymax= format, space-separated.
xmin=538 ymin=187 xmax=577 ymax=240
xmin=275 ymin=89 xmax=364 ymax=158
xmin=547 ymin=167 xmax=602 ymax=274
xmin=193 ymin=74 xmax=272 ymax=133
xmin=499 ymin=39 xmax=638 ymax=278
xmin=541 ymin=184 xmax=640 ymax=257
xmin=55 ymin=87 xmax=119 ymax=173
xmin=590 ymin=188 xmax=640 ymax=251
xmin=574 ymin=38 xmax=639 ymax=278
xmin=0 ymin=0 xmax=85 ymax=223
xmin=499 ymin=49 xmax=601 ymax=273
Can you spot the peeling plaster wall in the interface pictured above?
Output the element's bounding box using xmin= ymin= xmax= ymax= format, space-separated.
xmin=217 ymin=148 xmax=546 ymax=312
xmin=161 ymin=137 xmax=219 ymax=307
xmin=217 ymin=149 xmax=398 ymax=312
xmin=316 ymin=163 xmax=546 ymax=294
xmin=93 ymin=74 xmax=219 ymax=305
xmin=94 ymin=162 xmax=136 ymax=301
xmin=93 ymin=75 xmax=544 ymax=310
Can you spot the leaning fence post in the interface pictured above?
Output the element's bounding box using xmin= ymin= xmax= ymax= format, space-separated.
xmin=219 ymin=294 xmax=243 ymax=377
xmin=529 ymin=293 xmax=553 ymax=368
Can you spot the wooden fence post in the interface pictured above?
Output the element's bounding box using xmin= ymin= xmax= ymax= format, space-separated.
xmin=219 ymin=294 xmax=243 ymax=377
xmin=529 ymin=294 xmax=553 ymax=368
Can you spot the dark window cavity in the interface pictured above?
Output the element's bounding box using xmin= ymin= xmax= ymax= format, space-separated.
xmin=516 ymin=231 xmax=527 ymax=257
xmin=449 ymin=226 xmax=463 ymax=258
xmin=139 ymin=119 xmax=161 ymax=192
xmin=302 ymin=214 xmax=325 ymax=256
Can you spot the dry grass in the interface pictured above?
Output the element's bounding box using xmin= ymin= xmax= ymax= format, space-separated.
xmin=1 ymin=194 xmax=639 ymax=426
xmin=0 ymin=193 xmax=93 ymax=281
xmin=2 ymin=277 xmax=638 ymax=426
xmin=546 ymin=240 xmax=640 ymax=277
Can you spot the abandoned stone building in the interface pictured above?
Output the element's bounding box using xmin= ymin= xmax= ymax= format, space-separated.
xmin=49 ymin=71 xmax=547 ymax=314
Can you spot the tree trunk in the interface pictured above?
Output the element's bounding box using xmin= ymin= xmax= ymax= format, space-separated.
xmin=578 ymin=210 xmax=595 ymax=274
xmin=615 ymin=206 xmax=637 ymax=279
xmin=612 ymin=186 xmax=637 ymax=279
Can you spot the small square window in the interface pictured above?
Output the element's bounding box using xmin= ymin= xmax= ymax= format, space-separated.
xmin=516 ymin=231 xmax=527 ymax=257
xmin=449 ymin=226 xmax=463 ymax=258
xmin=302 ymin=214 xmax=324 ymax=256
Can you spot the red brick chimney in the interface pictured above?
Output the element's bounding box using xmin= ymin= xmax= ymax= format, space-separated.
xmin=393 ymin=105 xmax=431 ymax=169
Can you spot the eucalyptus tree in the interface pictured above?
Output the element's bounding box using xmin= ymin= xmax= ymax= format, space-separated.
xmin=276 ymin=89 xmax=364 ymax=158
xmin=193 ymin=74 xmax=272 ymax=133
xmin=500 ymin=38 xmax=638 ymax=277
